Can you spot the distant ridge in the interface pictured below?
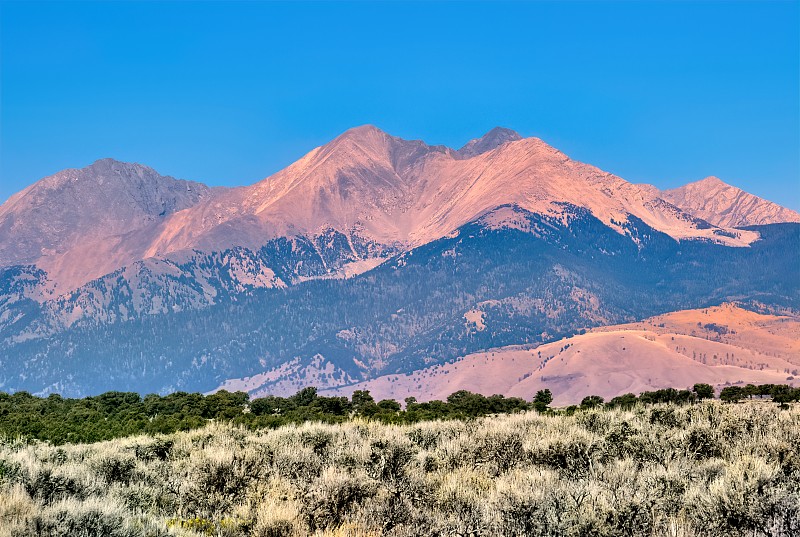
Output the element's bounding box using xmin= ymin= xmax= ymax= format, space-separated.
xmin=0 ymin=158 xmax=210 ymax=272
xmin=661 ymin=176 xmax=800 ymax=227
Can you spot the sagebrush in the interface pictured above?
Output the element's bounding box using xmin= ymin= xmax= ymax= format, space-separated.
xmin=1 ymin=402 xmax=799 ymax=536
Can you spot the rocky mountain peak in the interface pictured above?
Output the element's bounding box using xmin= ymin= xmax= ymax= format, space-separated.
xmin=695 ymin=176 xmax=726 ymax=186
xmin=338 ymin=124 xmax=385 ymax=137
xmin=0 ymin=159 xmax=211 ymax=269
xmin=458 ymin=127 xmax=523 ymax=158
xmin=3 ymin=127 xmax=791 ymax=292
xmin=329 ymin=124 xmax=388 ymax=147
xmin=661 ymin=176 xmax=800 ymax=227
xmin=85 ymin=158 xmax=158 ymax=179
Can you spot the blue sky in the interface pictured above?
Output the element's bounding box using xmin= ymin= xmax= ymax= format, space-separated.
xmin=1 ymin=1 xmax=798 ymax=209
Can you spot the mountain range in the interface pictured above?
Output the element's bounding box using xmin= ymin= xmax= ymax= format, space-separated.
xmin=1 ymin=126 xmax=798 ymax=401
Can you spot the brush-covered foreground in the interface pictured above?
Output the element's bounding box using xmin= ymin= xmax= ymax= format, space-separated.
xmin=1 ymin=402 xmax=799 ymax=537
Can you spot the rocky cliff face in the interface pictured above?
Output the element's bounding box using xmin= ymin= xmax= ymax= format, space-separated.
xmin=661 ymin=176 xmax=800 ymax=227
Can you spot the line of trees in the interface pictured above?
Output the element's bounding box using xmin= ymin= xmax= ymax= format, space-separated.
xmin=578 ymin=383 xmax=800 ymax=411
xmin=599 ymin=384 xmax=712 ymax=410
xmin=1 ymin=382 xmax=797 ymax=444
xmin=719 ymin=383 xmax=800 ymax=406
xmin=0 ymin=388 xmax=550 ymax=444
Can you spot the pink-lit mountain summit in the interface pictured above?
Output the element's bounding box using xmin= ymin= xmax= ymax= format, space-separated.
xmin=2 ymin=126 xmax=794 ymax=293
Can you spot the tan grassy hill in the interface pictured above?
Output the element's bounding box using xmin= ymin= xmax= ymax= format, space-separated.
xmin=607 ymin=302 xmax=800 ymax=360
xmin=321 ymin=304 xmax=800 ymax=406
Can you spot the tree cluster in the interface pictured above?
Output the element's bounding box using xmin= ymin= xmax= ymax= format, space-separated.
xmin=577 ymin=383 xmax=798 ymax=412
xmin=0 ymin=387 xmax=548 ymax=444
xmin=719 ymin=383 xmax=800 ymax=406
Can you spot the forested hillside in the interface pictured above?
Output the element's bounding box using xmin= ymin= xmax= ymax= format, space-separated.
xmin=2 ymin=209 xmax=797 ymax=397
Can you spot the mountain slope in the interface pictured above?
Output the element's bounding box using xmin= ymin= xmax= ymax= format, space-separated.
xmin=4 ymin=209 xmax=795 ymax=397
xmin=0 ymin=159 xmax=212 ymax=291
xmin=0 ymin=127 xmax=764 ymax=293
xmin=319 ymin=304 xmax=800 ymax=406
xmin=661 ymin=176 xmax=800 ymax=227
xmin=24 ymin=230 xmax=389 ymax=331
xmin=0 ymin=158 xmax=211 ymax=265
xmin=1 ymin=127 xmax=798 ymax=399
xmin=151 ymin=125 xmax=755 ymax=253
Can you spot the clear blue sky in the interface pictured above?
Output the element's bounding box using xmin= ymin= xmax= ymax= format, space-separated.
xmin=1 ymin=1 xmax=798 ymax=210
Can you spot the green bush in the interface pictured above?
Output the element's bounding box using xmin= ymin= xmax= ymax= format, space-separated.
xmin=19 ymin=499 xmax=140 ymax=537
